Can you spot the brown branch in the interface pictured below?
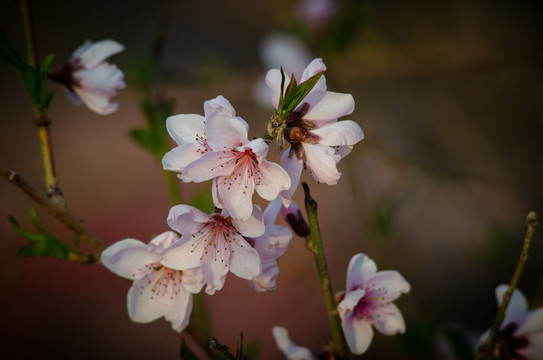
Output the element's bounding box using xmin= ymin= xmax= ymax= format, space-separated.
xmin=1 ymin=161 xmax=106 ymax=257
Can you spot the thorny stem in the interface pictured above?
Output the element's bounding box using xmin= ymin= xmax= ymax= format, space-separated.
xmin=0 ymin=162 xmax=106 ymax=258
xmin=475 ymin=211 xmax=539 ymax=360
xmin=19 ymin=0 xmax=64 ymax=205
xmin=303 ymin=182 xmax=346 ymax=358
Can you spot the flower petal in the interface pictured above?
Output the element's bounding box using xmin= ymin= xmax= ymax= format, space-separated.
xmin=73 ymin=86 xmax=119 ymax=115
xmin=165 ymin=114 xmax=205 ymax=146
xmin=206 ymin=112 xmax=249 ymax=150
xmin=167 ymin=204 xmax=210 ymax=236
xmin=162 ymin=143 xmax=206 ymax=172
xmin=342 ymin=315 xmax=374 ymax=355
xmin=310 ymin=120 xmax=364 ymax=146
xmin=204 ymin=95 xmax=236 ymax=117
xmin=300 ymin=58 xmax=327 ymax=92
xmin=372 ymin=303 xmax=406 ymax=335
xmin=217 ymin=173 xmax=256 ymax=220
xmin=256 ymin=160 xmax=291 ymax=201
xmin=230 ymin=205 xmax=265 ymax=238
xmin=517 ymin=307 xmax=543 ymax=335
xmin=201 ymin=245 xmax=230 ymax=295
xmin=279 ymin=149 xmax=304 ymax=206
xmin=163 ymin=288 xmax=193 ymax=332
xmin=265 ymin=69 xmax=292 ymax=109
xmin=496 ymin=284 xmax=528 ymax=325
xmin=180 ymin=151 xmax=233 ymax=182
xmin=346 ymin=253 xmax=377 ymax=291
xmin=302 ymin=143 xmax=341 ymax=185
xmin=159 ymin=238 xmax=203 ymax=271
xmin=303 ymin=91 xmax=355 ymax=124
xmin=127 ymin=276 xmax=166 ymax=324
xmin=229 ymin=237 xmax=261 ymax=280
xmin=518 ymin=333 xmax=543 ymax=360
xmin=101 ymin=239 xmax=157 ymax=279
xmin=79 ymin=39 xmax=124 ymax=69
xmin=272 ymin=326 xmax=314 ymax=360
xmin=365 ymin=270 xmax=411 ymax=302
xmin=338 ymin=288 xmax=366 ymax=318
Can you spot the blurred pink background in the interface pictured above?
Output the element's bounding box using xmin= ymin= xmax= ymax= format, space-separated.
xmin=1 ymin=0 xmax=542 ymax=359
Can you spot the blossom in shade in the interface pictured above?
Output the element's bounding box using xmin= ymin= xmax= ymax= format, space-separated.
xmin=337 ymin=253 xmax=410 ymax=355
xmin=160 ymin=204 xmax=265 ymax=295
xmin=479 ymin=284 xmax=543 ymax=360
xmin=246 ymin=198 xmax=292 ymax=291
xmin=100 ymin=231 xmax=204 ymax=332
xmin=162 ymin=95 xmax=235 ymax=172
xmin=273 ymin=326 xmax=314 ymax=360
xmin=51 ymin=39 xmax=125 ymax=115
xmin=177 ymin=102 xmax=291 ymax=220
xmin=265 ymin=58 xmax=364 ymax=204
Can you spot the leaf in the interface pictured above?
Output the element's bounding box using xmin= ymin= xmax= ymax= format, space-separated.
xmin=11 ymin=209 xmax=72 ymax=259
xmin=276 ymin=70 xmax=324 ymax=124
xmin=129 ymin=128 xmax=160 ymax=152
xmin=179 ymin=338 xmax=200 ymax=360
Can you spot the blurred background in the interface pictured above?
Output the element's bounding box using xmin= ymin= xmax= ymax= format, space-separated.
xmin=1 ymin=0 xmax=542 ymax=359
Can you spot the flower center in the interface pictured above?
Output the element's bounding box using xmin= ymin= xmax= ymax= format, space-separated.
xmin=215 ymin=149 xmax=262 ymax=193
xmin=137 ymin=263 xmax=184 ymax=300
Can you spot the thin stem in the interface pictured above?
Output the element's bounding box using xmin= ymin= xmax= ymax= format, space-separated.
xmin=475 ymin=211 xmax=539 ymax=359
xmin=303 ymin=182 xmax=346 ymax=358
xmin=0 ymin=162 xmax=106 ymax=257
xmin=19 ymin=0 xmax=63 ymax=204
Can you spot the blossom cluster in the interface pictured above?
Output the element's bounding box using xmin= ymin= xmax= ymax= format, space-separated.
xmin=98 ymin=56 xmax=411 ymax=357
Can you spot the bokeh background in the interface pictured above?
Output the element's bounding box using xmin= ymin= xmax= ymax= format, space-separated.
xmin=1 ymin=0 xmax=542 ymax=359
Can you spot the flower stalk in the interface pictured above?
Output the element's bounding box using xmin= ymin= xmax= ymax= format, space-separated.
xmin=19 ymin=0 xmax=63 ymax=205
xmin=302 ymin=182 xmax=346 ymax=358
xmin=475 ymin=211 xmax=539 ymax=359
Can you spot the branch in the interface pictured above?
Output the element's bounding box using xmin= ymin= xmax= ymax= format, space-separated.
xmin=1 ymin=162 xmax=106 ymax=257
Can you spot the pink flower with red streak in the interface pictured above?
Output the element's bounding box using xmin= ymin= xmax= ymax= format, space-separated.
xmin=51 ymin=40 xmax=125 ymax=115
xmin=160 ymin=204 xmax=265 ymax=295
xmin=176 ymin=103 xmax=290 ymax=220
xmin=266 ymin=58 xmax=364 ymax=204
xmin=337 ymin=253 xmax=410 ymax=355
xmin=100 ymin=231 xmax=204 ymax=332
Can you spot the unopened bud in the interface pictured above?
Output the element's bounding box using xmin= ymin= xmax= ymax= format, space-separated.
xmin=281 ymin=201 xmax=310 ymax=237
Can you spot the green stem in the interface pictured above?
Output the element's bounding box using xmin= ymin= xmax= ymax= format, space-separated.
xmin=19 ymin=0 xmax=64 ymax=205
xmin=475 ymin=211 xmax=539 ymax=360
xmin=303 ymin=182 xmax=346 ymax=358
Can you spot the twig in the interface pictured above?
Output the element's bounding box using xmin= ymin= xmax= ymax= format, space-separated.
xmin=1 ymin=162 xmax=105 ymax=257
xmin=475 ymin=211 xmax=539 ymax=359
xmin=303 ymin=182 xmax=346 ymax=358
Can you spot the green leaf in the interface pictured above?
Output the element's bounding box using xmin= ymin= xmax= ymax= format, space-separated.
xmin=190 ymin=188 xmax=214 ymax=214
xmin=11 ymin=209 xmax=72 ymax=259
xmin=18 ymin=236 xmax=71 ymax=258
xmin=283 ymin=70 xmax=324 ymax=115
xmin=179 ymin=338 xmax=200 ymax=360
xmin=129 ymin=128 xmax=160 ymax=152
xmin=277 ymin=67 xmax=286 ymax=110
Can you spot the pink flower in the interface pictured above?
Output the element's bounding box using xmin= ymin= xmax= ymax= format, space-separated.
xmin=100 ymin=231 xmax=204 ymax=332
xmin=479 ymin=285 xmax=543 ymax=360
xmin=272 ymin=326 xmax=314 ymax=360
xmin=246 ymin=199 xmax=292 ymax=291
xmin=265 ymin=58 xmax=364 ymax=204
xmin=176 ymin=101 xmax=291 ymax=220
xmin=52 ymin=40 xmax=125 ymax=115
xmin=162 ymin=95 xmax=234 ymax=172
xmin=160 ymin=204 xmax=265 ymax=294
xmin=337 ymin=253 xmax=410 ymax=355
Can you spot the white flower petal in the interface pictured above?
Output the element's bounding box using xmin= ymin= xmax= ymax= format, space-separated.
xmin=206 ymin=112 xmax=249 ymax=150
xmin=302 ymin=143 xmax=341 ymax=185
xmin=201 ymin=247 xmax=230 ymax=295
xmin=272 ymin=326 xmax=314 ymax=360
xmin=162 ymin=144 xmax=206 ymax=172
xmin=300 ymin=58 xmax=327 ymax=92
xmin=127 ymin=276 xmax=167 ymax=324
xmin=229 ymin=238 xmax=261 ymax=280
xmin=303 ymin=91 xmax=355 ymax=123
xmin=365 ymin=270 xmax=411 ymax=302
xmin=167 ymin=204 xmax=210 ymax=235
xmin=310 ymin=120 xmax=364 ymax=147
xmin=372 ymin=303 xmax=406 ymax=335
xmin=256 ymin=160 xmax=291 ymax=201
xmin=346 ymin=253 xmax=377 ymax=291
xmin=159 ymin=238 xmax=203 ymax=271
xmin=263 ymin=198 xmax=283 ymax=226
xmin=518 ymin=333 xmax=543 ymax=360
xmin=338 ymin=288 xmax=366 ymax=319
xmin=342 ymin=315 xmax=374 ymax=355
xmin=164 ymin=289 xmax=193 ymax=332
xmin=496 ymin=284 xmax=528 ymax=325
xmin=204 ymin=95 xmax=236 ymax=117
xmin=517 ymin=307 xmax=543 ymax=335
xmin=101 ymin=239 xmax=157 ymax=279
xmin=165 ymin=114 xmax=205 ymax=146
xmin=231 ymin=205 xmax=265 ymax=238
xmin=73 ymin=86 xmax=119 ymax=115
xmin=180 ymin=152 xmax=232 ymax=182
xmin=217 ymin=173 xmax=255 ymax=220
xmin=79 ymin=39 xmax=124 ymax=69
xmin=279 ymin=149 xmax=304 ymax=206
